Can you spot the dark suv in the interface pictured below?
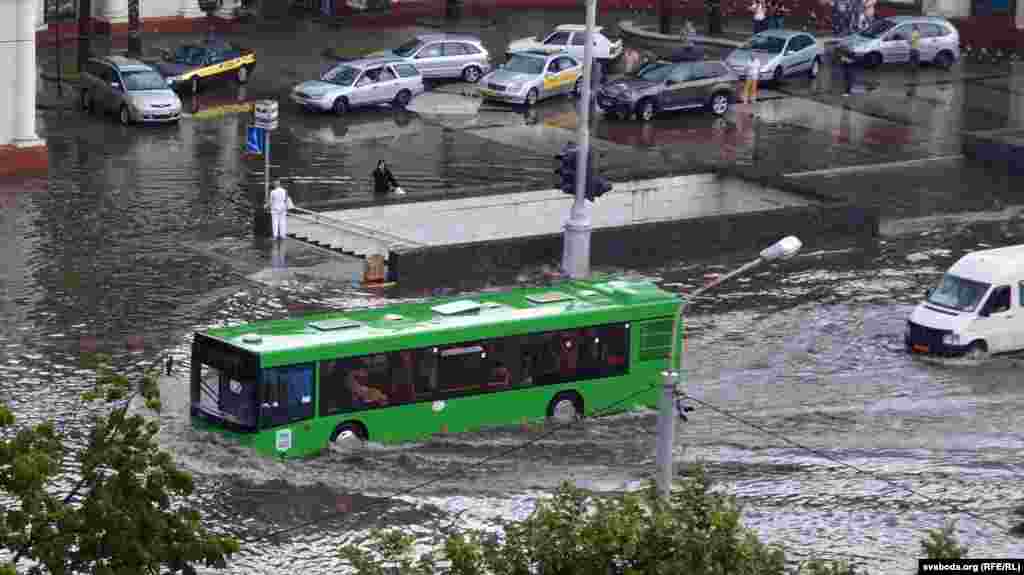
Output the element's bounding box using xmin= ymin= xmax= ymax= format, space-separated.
xmin=597 ymin=59 xmax=738 ymax=120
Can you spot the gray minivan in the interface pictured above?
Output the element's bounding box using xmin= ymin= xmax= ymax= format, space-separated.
xmin=80 ymin=56 xmax=183 ymax=125
xmin=839 ymin=16 xmax=960 ymax=69
xmin=370 ymin=33 xmax=492 ymax=83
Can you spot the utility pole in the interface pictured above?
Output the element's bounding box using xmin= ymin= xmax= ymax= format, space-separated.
xmin=561 ymin=0 xmax=595 ymax=279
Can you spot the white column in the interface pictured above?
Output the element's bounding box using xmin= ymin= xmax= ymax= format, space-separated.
xmin=179 ymin=0 xmax=206 ymax=19
xmin=1017 ymin=0 xmax=1024 ymax=29
xmin=100 ymin=0 xmax=130 ymax=26
xmin=36 ymin=0 xmax=46 ymax=31
xmin=1010 ymin=62 xmax=1024 ymax=125
xmin=14 ymin=0 xmax=44 ymax=147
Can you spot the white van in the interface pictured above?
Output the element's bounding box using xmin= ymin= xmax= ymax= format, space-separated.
xmin=906 ymin=244 xmax=1024 ymax=359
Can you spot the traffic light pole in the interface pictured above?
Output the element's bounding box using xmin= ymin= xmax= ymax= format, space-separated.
xmin=562 ymin=0 xmax=596 ymax=280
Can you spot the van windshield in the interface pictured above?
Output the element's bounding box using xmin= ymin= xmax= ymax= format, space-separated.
xmin=927 ymin=273 xmax=990 ymax=312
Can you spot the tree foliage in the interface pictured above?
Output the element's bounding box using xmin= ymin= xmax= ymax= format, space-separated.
xmin=0 ymin=354 xmax=239 ymax=574
xmin=341 ymin=465 xmax=972 ymax=575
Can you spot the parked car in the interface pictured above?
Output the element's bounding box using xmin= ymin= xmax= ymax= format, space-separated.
xmin=80 ymin=55 xmax=183 ymax=125
xmin=291 ymin=57 xmax=425 ymax=115
xmin=369 ymin=33 xmax=491 ymax=83
xmin=507 ymin=24 xmax=624 ymax=61
xmin=596 ymin=59 xmax=737 ymax=120
xmin=838 ymin=15 xmax=959 ymax=69
xmin=906 ymin=244 xmax=1024 ymax=358
xmin=478 ymin=50 xmax=583 ymax=106
xmin=725 ymin=30 xmax=824 ymax=82
xmin=153 ymin=40 xmax=256 ymax=94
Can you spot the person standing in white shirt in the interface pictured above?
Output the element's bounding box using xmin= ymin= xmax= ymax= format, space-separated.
xmin=743 ymin=56 xmax=761 ymax=104
xmin=267 ymin=180 xmax=292 ymax=240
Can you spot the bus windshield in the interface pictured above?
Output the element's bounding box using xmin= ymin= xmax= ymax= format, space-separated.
xmin=191 ymin=337 xmax=260 ymax=431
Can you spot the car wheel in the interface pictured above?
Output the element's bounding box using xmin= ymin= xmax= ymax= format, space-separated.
xmin=965 ymin=341 xmax=988 ymax=361
xmin=119 ymin=105 xmax=132 ymax=126
xmin=462 ymin=65 xmax=483 ymax=83
xmin=773 ymin=66 xmax=783 ymax=83
xmin=392 ymin=89 xmax=412 ymax=109
xmin=546 ymin=391 xmax=583 ymax=424
xmin=809 ymin=56 xmax=821 ymax=78
xmin=525 ymin=88 xmax=538 ymax=107
xmin=709 ymin=92 xmax=730 ymax=116
xmin=237 ymin=65 xmax=249 ymax=84
xmin=80 ymin=89 xmax=91 ymax=112
xmin=637 ymin=98 xmax=655 ymax=121
xmin=332 ymin=96 xmax=348 ymax=115
xmin=191 ymin=75 xmax=200 ymax=95
xmin=573 ymin=78 xmax=582 ymax=98
xmin=865 ymin=52 xmax=883 ymax=69
xmin=934 ymin=51 xmax=954 ymax=70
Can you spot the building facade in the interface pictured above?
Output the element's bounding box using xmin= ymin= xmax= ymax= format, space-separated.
xmin=0 ymin=0 xmax=47 ymax=177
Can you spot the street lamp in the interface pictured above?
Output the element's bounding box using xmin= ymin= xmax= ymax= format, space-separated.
xmin=656 ymin=235 xmax=803 ymax=500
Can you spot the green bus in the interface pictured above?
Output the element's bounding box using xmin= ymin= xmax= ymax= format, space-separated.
xmin=190 ymin=277 xmax=682 ymax=457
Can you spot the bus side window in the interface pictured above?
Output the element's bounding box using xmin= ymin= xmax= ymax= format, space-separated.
xmin=261 ymin=364 xmax=314 ymax=426
xmin=436 ymin=343 xmax=491 ymax=395
xmin=592 ymin=324 xmax=629 ymax=376
xmin=389 ymin=351 xmax=415 ymax=404
xmin=414 ymin=349 xmax=439 ymax=398
xmin=319 ymin=358 xmax=354 ymax=416
xmin=361 ymin=354 xmax=392 ymax=407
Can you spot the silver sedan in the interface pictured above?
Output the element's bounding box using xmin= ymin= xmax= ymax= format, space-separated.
xmin=725 ymin=30 xmax=824 ymax=83
xmin=291 ymin=57 xmax=425 ymax=115
xmin=478 ymin=51 xmax=582 ymax=107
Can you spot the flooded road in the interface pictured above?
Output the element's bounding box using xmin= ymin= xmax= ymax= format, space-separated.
xmin=5 ymin=7 xmax=1024 ymax=574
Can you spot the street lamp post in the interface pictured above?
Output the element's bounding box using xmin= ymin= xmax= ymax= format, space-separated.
xmin=656 ymin=236 xmax=803 ymax=500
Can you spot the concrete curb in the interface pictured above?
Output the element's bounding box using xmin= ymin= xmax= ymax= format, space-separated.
xmin=618 ymin=19 xmax=839 ymax=51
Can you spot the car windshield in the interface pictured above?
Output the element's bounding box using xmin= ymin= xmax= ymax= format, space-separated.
xmin=393 ymin=39 xmax=423 ymax=57
xmin=173 ymin=45 xmax=206 ymax=66
xmin=860 ymin=19 xmax=897 ymax=38
xmin=633 ymin=61 xmax=675 ymax=82
xmin=742 ymin=35 xmax=786 ymax=53
xmin=927 ymin=274 xmax=991 ymax=312
xmin=122 ymin=70 xmax=168 ymax=91
xmin=502 ymin=55 xmax=544 ymax=74
xmin=323 ymin=65 xmax=359 ymax=86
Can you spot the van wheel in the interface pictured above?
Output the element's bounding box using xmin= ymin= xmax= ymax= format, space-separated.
xmin=525 ymin=88 xmax=539 ymax=107
xmin=965 ymin=341 xmax=988 ymax=361
xmin=573 ymin=77 xmax=582 ymax=98
xmin=546 ymin=391 xmax=583 ymax=424
xmin=772 ymin=66 xmax=783 ymax=83
xmin=119 ymin=105 xmax=132 ymax=125
xmin=330 ymin=421 xmax=367 ymax=452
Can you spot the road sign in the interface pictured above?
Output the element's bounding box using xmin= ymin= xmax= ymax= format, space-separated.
xmin=246 ymin=126 xmax=265 ymax=154
xmin=254 ymin=100 xmax=278 ymax=130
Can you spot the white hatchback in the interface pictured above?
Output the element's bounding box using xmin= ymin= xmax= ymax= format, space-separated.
xmin=507 ymin=24 xmax=624 ymax=61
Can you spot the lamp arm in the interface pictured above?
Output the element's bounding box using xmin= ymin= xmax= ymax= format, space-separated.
xmin=668 ymin=257 xmax=764 ymax=372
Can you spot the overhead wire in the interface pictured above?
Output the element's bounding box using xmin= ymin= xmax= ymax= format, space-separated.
xmin=676 ymin=391 xmax=1012 ymax=533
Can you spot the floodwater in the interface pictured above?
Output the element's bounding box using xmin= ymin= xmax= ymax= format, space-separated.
xmin=5 ymin=7 xmax=1024 ymax=574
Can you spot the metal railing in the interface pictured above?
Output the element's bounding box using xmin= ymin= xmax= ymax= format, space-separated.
xmin=287 ymin=206 xmax=425 ymax=258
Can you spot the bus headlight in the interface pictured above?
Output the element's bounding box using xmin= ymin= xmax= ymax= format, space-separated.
xmin=942 ymin=333 xmax=960 ymax=345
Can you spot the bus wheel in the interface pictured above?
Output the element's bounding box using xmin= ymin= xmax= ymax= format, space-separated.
xmin=330 ymin=422 xmax=367 ymax=452
xmin=547 ymin=392 xmax=583 ymax=424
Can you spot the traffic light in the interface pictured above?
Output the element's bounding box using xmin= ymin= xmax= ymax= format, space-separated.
xmin=586 ymin=173 xmax=612 ymax=202
xmin=554 ymin=143 xmax=578 ymax=196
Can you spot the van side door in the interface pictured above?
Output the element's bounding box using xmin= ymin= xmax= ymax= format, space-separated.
xmin=975 ymin=285 xmax=1014 ymax=353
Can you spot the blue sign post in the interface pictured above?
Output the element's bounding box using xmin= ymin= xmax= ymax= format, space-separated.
xmin=247 ymin=126 xmax=265 ymax=155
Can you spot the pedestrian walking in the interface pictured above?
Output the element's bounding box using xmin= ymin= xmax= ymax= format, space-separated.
xmin=909 ymin=24 xmax=921 ymax=69
xmin=743 ymin=55 xmax=761 ymax=104
xmin=267 ymin=179 xmax=293 ymax=240
xmin=373 ymin=160 xmax=404 ymax=195
xmin=750 ymin=0 xmax=766 ymax=33
xmin=838 ymin=44 xmax=857 ymax=95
